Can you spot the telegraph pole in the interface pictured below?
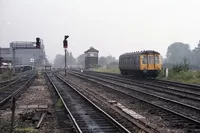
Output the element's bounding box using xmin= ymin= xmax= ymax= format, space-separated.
xmin=63 ymin=35 xmax=69 ymax=76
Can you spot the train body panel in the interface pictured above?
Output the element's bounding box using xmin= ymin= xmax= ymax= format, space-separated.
xmin=119 ymin=50 xmax=162 ymax=78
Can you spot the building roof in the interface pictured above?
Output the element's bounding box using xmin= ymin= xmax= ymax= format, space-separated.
xmin=84 ymin=46 xmax=99 ymax=53
xmin=0 ymin=48 xmax=10 ymax=54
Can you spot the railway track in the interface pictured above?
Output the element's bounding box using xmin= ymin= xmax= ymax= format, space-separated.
xmin=46 ymin=72 xmax=131 ymax=133
xmin=56 ymin=72 xmax=165 ymax=133
xmin=0 ymin=71 xmax=36 ymax=107
xmin=0 ymin=78 xmax=17 ymax=88
xmin=83 ymin=69 xmax=200 ymax=89
xmin=80 ymin=70 xmax=200 ymax=107
xmin=0 ymin=71 xmax=32 ymax=89
xmin=67 ymin=70 xmax=200 ymax=132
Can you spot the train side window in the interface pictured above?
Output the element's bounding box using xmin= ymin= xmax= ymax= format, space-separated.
xmin=132 ymin=58 xmax=134 ymax=64
xmin=155 ymin=55 xmax=159 ymax=64
xmin=148 ymin=56 xmax=152 ymax=64
xmin=127 ymin=58 xmax=130 ymax=64
xmin=142 ymin=55 xmax=147 ymax=64
xmin=130 ymin=58 xmax=132 ymax=64
xmin=132 ymin=57 xmax=134 ymax=64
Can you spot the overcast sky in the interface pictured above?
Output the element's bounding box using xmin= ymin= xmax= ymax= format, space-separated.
xmin=1 ymin=0 xmax=200 ymax=63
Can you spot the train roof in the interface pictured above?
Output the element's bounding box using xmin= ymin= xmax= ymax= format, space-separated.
xmin=119 ymin=50 xmax=160 ymax=58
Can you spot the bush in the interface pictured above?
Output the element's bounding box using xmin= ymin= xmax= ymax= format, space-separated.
xmin=195 ymin=71 xmax=200 ymax=78
xmin=172 ymin=63 xmax=189 ymax=73
xmin=160 ymin=61 xmax=200 ymax=83
xmin=1 ymin=70 xmax=12 ymax=80
xmin=174 ymin=71 xmax=193 ymax=81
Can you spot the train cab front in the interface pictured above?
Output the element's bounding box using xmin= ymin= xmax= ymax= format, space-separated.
xmin=140 ymin=53 xmax=162 ymax=78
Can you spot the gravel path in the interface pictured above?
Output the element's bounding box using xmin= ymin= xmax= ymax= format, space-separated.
xmin=0 ymin=73 xmax=62 ymax=133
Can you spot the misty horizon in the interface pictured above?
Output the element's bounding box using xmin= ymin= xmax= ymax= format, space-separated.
xmin=1 ymin=0 xmax=200 ymax=63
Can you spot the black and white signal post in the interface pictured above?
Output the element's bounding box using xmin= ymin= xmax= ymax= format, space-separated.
xmin=63 ymin=35 xmax=69 ymax=76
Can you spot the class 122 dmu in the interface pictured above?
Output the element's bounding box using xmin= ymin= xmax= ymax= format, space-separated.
xmin=119 ymin=50 xmax=162 ymax=78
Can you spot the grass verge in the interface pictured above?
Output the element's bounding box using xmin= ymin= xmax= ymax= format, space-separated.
xmin=159 ymin=70 xmax=200 ymax=84
xmin=93 ymin=68 xmax=120 ymax=74
xmin=15 ymin=127 xmax=37 ymax=132
xmin=55 ymin=99 xmax=63 ymax=108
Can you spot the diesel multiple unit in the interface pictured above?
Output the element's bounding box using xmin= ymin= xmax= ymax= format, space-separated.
xmin=119 ymin=50 xmax=162 ymax=78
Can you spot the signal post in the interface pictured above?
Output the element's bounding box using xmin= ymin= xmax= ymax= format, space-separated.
xmin=63 ymin=35 xmax=69 ymax=76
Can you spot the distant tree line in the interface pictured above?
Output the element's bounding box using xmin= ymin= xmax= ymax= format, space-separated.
xmin=164 ymin=41 xmax=200 ymax=70
xmin=53 ymin=41 xmax=200 ymax=70
xmin=53 ymin=52 xmax=76 ymax=68
xmin=53 ymin=52 xmax=118 ymax=68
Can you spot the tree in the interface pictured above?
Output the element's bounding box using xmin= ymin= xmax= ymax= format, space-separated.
xmin=106 ymin=55 xmax=116 ymax=64
xmin=99 ymin=56 xmax=107 ymax=66
xmin=106 ymin=61 xmax=118 ymax=68
xmin=98 ymin=55 xmax=117 ymax=66
xmin=76 ymin=54 xmax=85 ymax=68
xmin=193 ymin=40 xmax=200 ymax=52
xmin=166 ymin=42 xmax=191 ymax=64
xmin=68 ymin=52 xmax=76 ymax=65
xmin=191 ymin=40 xmax=200 ymax=68
xmin=53 ymin=54 xmax=64 ymax=68
xmin=53 ymin=51 xmax=76 ymax=68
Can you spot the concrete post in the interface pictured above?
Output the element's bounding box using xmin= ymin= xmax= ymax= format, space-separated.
xmin=165 ymin=68 xmax=168 ymax=78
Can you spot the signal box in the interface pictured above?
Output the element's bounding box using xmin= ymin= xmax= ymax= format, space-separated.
xmin=84 ymin=47 xmax=99 ymax=69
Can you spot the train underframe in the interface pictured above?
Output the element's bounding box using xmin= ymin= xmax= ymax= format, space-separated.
xmin=120 ymin=69 xmax=160 ymax=78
